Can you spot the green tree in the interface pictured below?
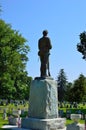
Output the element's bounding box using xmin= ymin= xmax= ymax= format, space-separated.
xmin=65 ymin=82 xmax=73 ymax=101
xmin=77 ymin=31 xmax=86 ymax=59
xmin=57 ymin=69 xmax=68 ymax=101
xmin=70 ymin=74 xmax=86 ymax=102
xmin=0 ymin=19 xmax=30 ymax=100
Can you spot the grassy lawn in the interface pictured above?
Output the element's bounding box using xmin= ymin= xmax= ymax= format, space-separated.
xmin=0 ymin=113 xmax=8 ymax=128
xmin=66 ymin=119 xmax=85 ymax=125
xmin=59 ymin=104 xmax=86 ymax=125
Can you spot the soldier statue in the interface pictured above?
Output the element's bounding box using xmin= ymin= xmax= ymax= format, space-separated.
xmin=38 ymin=30 xmax=52 ymax=77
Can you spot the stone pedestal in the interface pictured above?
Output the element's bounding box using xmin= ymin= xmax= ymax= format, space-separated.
xmin=28 ymin=77 xmax=58 ymax=119
xmin=21 ymin=77 xmax=66 ymax=130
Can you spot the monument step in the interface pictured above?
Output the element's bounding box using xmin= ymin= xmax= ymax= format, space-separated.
xmin=21 ymin=117 xmax=66 ymax=130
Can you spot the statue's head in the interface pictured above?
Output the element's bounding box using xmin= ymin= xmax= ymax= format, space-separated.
xmin=43 ymin=30 xmax=48 ymax=36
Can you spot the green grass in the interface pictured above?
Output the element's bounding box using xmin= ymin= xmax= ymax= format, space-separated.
xmin=66 ymin=119 xmax=85 ymax=125
xmin=0 ymin=113 xmax=8 ymax=128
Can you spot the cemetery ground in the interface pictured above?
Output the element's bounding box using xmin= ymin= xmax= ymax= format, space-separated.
xmin=0 ymin=101 xmax=86 ymax=129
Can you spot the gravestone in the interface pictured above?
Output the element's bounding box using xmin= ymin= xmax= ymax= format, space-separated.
xmin=73 ymin=102 xmax=78 ymax=108
xmin=59 ymin=110 xmax=64 ymax=117
xmin=71 ymin=114 xmax=81 ymax=121
xmin=67 ymin=114 xmax=85 ymax=130
xmin=12 ymin=110 xmax=18 ymax=116
xmin=21 ymin=77 xmax=66 ymax=130
xmin=77 ymin=110 xmax=81 ymax=114
xmin=3 ymin=109 xmax=7 ymax=120
xmin=66 ymin=110 xmax=71 ymax=119
xmin=21 ymin=110 xmax=24 ymax=115
xmin=67 ymin=122 xmax=85 ymax=130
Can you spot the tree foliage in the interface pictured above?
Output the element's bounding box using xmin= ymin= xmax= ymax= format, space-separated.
xmin=57 ymin=69 xmax=68 ymax=101
xmin=0 ymin=19 xmax=31 ymax=100
xmin=65 ymin=82 xmax=73 ymax=101
xmin=77 ymin=31 xmax=86 ymax=59
xmin=69 ymin=74 xmax=86 ymax=102
xmin=57 ymin=69 xmax=86 ymax=102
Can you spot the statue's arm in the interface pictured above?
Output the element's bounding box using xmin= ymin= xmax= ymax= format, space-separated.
xmin=48 ymin=38 xmax=52 ymax=49
xmin=38 ymin=39 xmax=40 ymax=50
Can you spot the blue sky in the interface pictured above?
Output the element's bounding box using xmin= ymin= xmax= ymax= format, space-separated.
xmin=0 ymin=0 xmax=86 ymax=82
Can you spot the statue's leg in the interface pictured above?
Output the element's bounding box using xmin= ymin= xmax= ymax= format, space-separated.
xmin=46 ymin=55 xmax=51 ymax=76
xmin=47 ymin=59 xmax=51 ymax=76
xmin=40 ymin=56 xmax=46 ymax=77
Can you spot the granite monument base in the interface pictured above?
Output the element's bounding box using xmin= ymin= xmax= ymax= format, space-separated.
xmin=21 ymin=117 xmax=66 ymax=130
xmin=21 ymin=77 xmax=66 ymax=130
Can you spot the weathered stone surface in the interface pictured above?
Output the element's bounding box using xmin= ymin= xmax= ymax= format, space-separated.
xmin=28 ymin=78 xmax=58 ymax=119
xmin=71 ymin=114 xmax=81 ymax=120
xmin=21 ymin=117 xmax=66 ymax=130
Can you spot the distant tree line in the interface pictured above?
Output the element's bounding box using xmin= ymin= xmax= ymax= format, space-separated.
xmin=57 ymin=69 xmax=86 ymax=103
xmin=57 ymin=32 xmax=86 ymax=103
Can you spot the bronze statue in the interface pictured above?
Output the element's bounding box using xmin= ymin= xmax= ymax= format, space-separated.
xmin=38 ymin=30 xmax=52 ymax=77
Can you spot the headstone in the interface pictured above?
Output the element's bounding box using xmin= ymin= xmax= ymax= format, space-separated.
xmin=71 ymin=114 xmax=81 ymax=119
xmin=17 ymin=117 xmax=21 ymax=128
xmin=66 ymin=110 xmax=71 ymax=119
xmin=66 ymin=105 xmax=69 ymax=108
xmin=70 ymin=104 xmax=72 ymax=108
xmin=3 ymin=109 xmax=7 ymax=120
xmin=83 ymin=114 xmax=86 ymax=120
xmin=71 ymin=114 xmax=81 ymax=123
xmin=8 ymin=116 xmax=18 ymax=125
xmin=67 ymin=122 xmax=85 ymax=130
xmin=21 ymin=110 xmax=24 ymax=115
xmin=77 ymin=110 xmax=82 ymax=114
xmin=59 ymin=110 xmax=64 ymax=117
xmin=60 ymin=102 xmax=64 ymax=108
xmin=18 ymin=109 xmax=21 ymax=116
xmin=12 ymin=110 xmax=19 ymax=117
xmin=73 ymin=102 xmax=78 ymax=108
xmin=3 ymin=113 xmax=6 ymax=120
